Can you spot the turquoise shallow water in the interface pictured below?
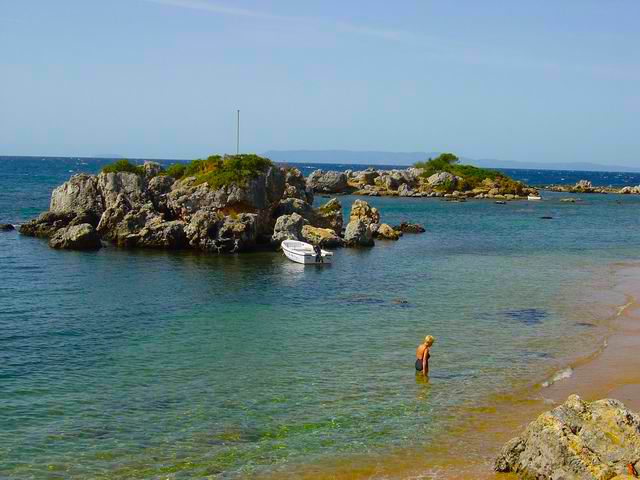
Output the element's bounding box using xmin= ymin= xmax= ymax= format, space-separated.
xmin=2 ymin=159 xmax=640 ymax=478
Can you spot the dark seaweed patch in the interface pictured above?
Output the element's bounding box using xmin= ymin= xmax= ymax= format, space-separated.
xmin=574 ymin=322 xmax=597 ymax=328
xmin=502 ymin=308 xmax=548 ymax=325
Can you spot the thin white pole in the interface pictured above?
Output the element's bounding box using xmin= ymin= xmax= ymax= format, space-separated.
xmin=236 ymin=109 xmax=240 ymax=154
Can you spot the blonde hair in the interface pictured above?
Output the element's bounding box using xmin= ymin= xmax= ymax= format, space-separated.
xmin=424 ymin=335 xmax=435 ymax=347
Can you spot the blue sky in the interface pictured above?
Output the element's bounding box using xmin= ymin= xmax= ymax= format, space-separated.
xmin=1 ymin=0 xmax=639 ymax=165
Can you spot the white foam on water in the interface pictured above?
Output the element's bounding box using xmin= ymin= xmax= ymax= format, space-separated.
xmin=541 ymin=367 xmax=573 ymax=387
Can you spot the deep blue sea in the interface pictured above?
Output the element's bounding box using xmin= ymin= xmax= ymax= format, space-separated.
xmin=1 ymin=156 xmax=640 ymax=479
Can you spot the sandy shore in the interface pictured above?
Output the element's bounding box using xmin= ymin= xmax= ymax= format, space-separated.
xmin=258 ymin=262 xmax=640 ymax=479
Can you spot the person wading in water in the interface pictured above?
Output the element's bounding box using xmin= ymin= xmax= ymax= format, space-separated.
xmin=415 ymin=335 xmax=434 ymax=376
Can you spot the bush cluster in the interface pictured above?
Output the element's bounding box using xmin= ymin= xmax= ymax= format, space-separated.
xmin=415 ymin=153 xmax=521 ymax=193
xmin=101 ymin=159 xmax=144 ymax=175
xmin=100 ymin=154 xmax=273 ymax=189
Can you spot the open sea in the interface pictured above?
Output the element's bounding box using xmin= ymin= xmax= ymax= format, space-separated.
xmin=2 ymin=156 xmax=640 ymax=478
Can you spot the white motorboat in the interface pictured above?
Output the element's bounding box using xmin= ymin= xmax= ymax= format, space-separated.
xmin=528 ymin=195 xmax=542 ymax=201
xmin=281 ymin=240 xmax=333 ymax=265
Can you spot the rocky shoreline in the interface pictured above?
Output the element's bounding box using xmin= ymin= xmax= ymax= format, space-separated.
xmin=308 ymin=166 xmax=540 ymax=200
xmin=545 ymin=179 xmax=640 ymax=195
xmin=17 ymin=159 xmax=425 ymax=252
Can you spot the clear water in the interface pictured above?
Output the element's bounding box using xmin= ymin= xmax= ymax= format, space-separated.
xmin=2 ymin=158 xmax=640 ymax=478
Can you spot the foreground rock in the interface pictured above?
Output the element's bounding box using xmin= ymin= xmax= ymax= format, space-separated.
xmin=49 ymin=224 xmax=102 ymax=250
xmin=495 ymin=394 xmax=640 ymax=479
xmin=1 ymin=223 xmax=15 ymax=231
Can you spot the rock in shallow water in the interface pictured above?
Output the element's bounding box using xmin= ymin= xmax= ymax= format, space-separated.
xmin=495 ymin=394 xmax=640 ymax=479
xmin=271 ymin=213 xmax=306 ymax=245
xmin=301 ymin=225 xmax=344 ymax=248
xmin=0 ymin=223 xmax=15 ymax=231
xmin=48 ymin=223 xmax=102 ymax=250
xmin=344 ymin=219 xmax=374 ymax=247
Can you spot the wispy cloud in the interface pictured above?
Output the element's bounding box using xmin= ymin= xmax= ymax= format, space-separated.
xmin=140 ymin=0 xmax=639 ymax=80
xmin=140 ymin=0 xmax=436 ymax=47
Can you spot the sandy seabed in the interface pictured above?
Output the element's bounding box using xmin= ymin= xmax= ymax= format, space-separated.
xmin=258 ymin=261 xmax=640 ymax=480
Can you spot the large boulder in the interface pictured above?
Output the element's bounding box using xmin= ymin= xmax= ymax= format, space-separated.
xmin=273 ymin=198 xmax=315 ymax=222
xmin=344 ymin=219 xmax=374 ymax=247
xmin=313 ymin=198 xmax=343 ymax=232
xmin=306 ymin=170 xmax=348 ymax=193
xmin=143 ymin=161 xmax=163 ymax=179
xmin=283 ymin=168 xmax=313 ymax=204
xmin=271 ymin=213 xmax=307 ymax=245
xmin=48 ymin=223 xmax=102 ymax=250
xmin=374 ymin=223 xmax=401 ymax=241
xmin=427 ymin=171 xmax=457 ymax=188
xmin=495 ymin=394 xmax=640 ymax=479
xmin=301 ymin=225 xmax=344 ymax=248
xmin=50 ymin=174 xmax=104 ymax=218
xmin=349 ymin=199 xmax=380 ymax=225
xmin=98 ymin=171 xmax=148 ymax=211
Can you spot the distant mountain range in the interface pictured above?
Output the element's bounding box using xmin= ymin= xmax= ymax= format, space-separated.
xmin=264 ymin=150 xmax=640 ymax=173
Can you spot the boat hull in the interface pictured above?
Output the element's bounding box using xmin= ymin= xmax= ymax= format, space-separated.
xmin=281 ymin=240 xmax=333 ymax=265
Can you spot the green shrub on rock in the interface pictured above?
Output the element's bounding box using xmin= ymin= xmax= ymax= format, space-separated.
xmin=101 ymin=159 xmax=144 ymax=175
xmin=415 ymin=153 xmax=523 ymax=193
xmin=164 ymin=154 xmax=273 ymax=189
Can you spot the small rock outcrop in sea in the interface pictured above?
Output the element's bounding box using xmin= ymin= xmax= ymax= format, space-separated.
xmin=393 ymin=222 xmax=426 ymax=234
xmin=306 ymin=154 xmax=539 ymax=200
xmin=301 ymin=225 xmax=344 ymax=248
xmin=545 ymin=179 xmax=640 ymax=195
xmin=495 ymin=394 xmax=640 ymax=479
xmin=344 ymin=218 xmax=374 ymax=247
xmin=306 ymin=170 xmax=348 ymax=194
xmin=0 ymin=223 xmax=15 ymax=231
xmin=19 ymin=157 xmax=413 ymax=253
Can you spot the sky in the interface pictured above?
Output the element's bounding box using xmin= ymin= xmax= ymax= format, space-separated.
xmin=1 ymin=0 xmax=639 ymax=166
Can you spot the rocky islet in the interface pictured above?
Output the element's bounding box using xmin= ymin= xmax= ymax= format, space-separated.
xmin=18 ymin=158 xmax=425 ymax=252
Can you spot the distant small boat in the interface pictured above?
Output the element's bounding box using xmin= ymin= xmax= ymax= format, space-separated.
xmin=281 ymin=240 xmax=333 ymax=265
xmin=495 ymin=200 xmax=506 ymax=205
xmin=528 ymin=195 xmax=542 ymax=201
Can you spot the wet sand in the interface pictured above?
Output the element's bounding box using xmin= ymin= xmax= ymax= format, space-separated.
xmin=260 ymin=262 xmax=640 ymax=479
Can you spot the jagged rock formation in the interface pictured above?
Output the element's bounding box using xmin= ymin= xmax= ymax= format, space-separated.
xmin=495 ymin=394 xmax=640 ymax=479
xmin=19 ymin=161 xmax=409 ymax=253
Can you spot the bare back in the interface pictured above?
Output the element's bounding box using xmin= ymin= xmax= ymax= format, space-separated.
xmin=416 ymin=343 xmax=429 ymax=360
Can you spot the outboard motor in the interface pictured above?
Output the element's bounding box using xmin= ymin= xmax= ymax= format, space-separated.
xmin=314 ymin=244 xmax=323 ymax=263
